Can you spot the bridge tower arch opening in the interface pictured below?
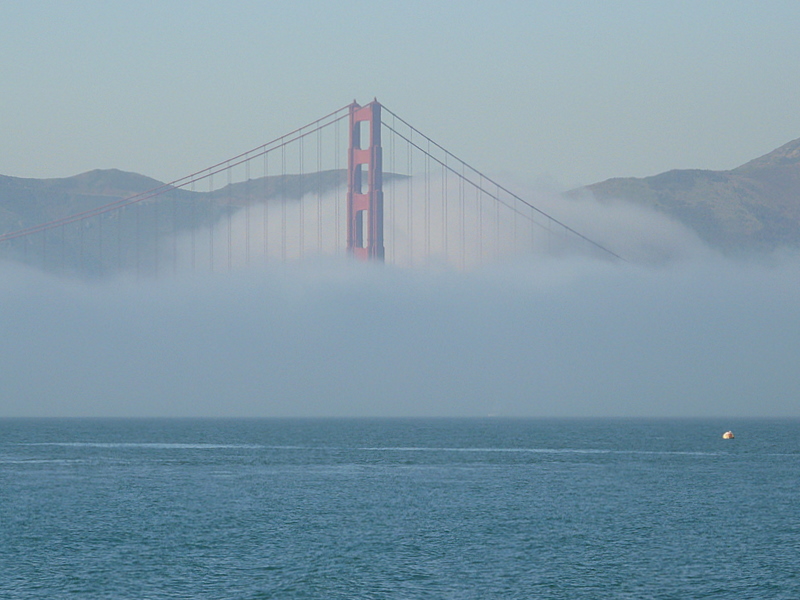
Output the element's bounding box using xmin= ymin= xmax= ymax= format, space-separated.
xmin=347 ymin=100 xmax=384 ymax=261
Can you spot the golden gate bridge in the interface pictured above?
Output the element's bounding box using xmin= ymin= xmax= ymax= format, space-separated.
xmin=0 ymin=99 xmax=622 ymax=277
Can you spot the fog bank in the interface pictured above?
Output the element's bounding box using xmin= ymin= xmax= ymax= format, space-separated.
xmin=2 ymin=232 xmax=799 ymax=417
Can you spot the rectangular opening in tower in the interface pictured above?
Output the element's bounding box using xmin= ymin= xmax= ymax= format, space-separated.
xmin=357 ymin=163 xmax=369 ymax=194
xmin=356 ymin=209 xmax=369 ymax=248
xmin=355 ymin=120 xmax=370 ymax=150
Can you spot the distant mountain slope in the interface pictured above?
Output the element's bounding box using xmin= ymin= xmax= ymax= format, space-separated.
xmin=0 ymin=169 xmax=165 ymax=231
xmin=0 ymin=168 xmax=349 ymax=276
xmin=0 ymin=168 xmax=350 ymax=234
xmin=571 ymin=137 xmax=800 ymax=251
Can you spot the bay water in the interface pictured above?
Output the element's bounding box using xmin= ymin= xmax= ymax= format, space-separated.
xmin=1 ymin=418 xmax=798 ymax=599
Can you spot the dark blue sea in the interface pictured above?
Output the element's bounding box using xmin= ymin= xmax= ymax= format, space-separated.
xmin=1 ymin=418 xmax=798 ymax=599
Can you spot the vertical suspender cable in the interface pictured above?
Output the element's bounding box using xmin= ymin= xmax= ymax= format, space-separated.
xmin=135 ymin=203 xmax=140 ymax=279
xmin=477 ymin=176 xmax=483 ymax=264
xmin=442 ymin=159 xmax=447 ymax=262
xmin=154 ymin=195 xmax=160 ymax=278
xmin=245 ymin=156 xmax=251 ymax=266
xmin=115 ymin=208 xmax=120 ymax=272
xmin=460 ymin=162 xmax=465 ymax=269
xmin=530 ymin=204 xmax=535 ymax=253
xmin=495 ymin=183 xmax=500 ymax=261
xmin=191 ymin=180 xmax=196 ymax=272
xmin=268 ymin=152 xmax=269 ymax=261
xmin=172 ymin=189 xmax=177 ymax=276
xmin=118 ymin=207 xmax=123 ymax=273
xmin=227 ymin=161 xmax=232 ymax=272
xmin=209 ymin=172 xmax=214 ymax=273
xmin=407 ymin=128 xmax=413 ymax=265
xmin=281 ymin=144 xmax=287 ymax=262
xmin=512 ymin=191 xmax=517 ymax=256
xmin=62 ymin=224 xmax=67 ymax=273
xmin=390 ymin=114 xmax=396 ymax=263
xmin=79 ymin=218 xmax=84 ymax=273
xmin=316 ymin=126 xmax=322 ymax=255
xmin=334 ymin=116 xmax=340 ymax=256
xmin=97 ymin=214 xmax=102 ymax=275
xmin=425 ymin=141 xmax=430 ymax=259
xmin=299 ymin=134 xmax=304 ymax=260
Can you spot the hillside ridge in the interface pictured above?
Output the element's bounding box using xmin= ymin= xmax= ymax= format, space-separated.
xmin=573 ymin=136 xmax=800 ymax=251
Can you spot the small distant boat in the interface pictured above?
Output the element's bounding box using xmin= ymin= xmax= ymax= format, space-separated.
xmin=722 ymin=431 xmax=735 ymax=439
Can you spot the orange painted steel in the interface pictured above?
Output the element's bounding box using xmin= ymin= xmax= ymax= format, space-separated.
xmin=347 ymin=100 xmax=384 ymax=261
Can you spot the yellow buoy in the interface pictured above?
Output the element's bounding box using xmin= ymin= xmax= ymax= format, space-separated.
xmin=722 ymin=431 xmax=734 ymax=439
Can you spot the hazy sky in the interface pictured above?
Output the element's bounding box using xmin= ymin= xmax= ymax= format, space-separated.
xmin=2 ymin=1 xmax=800 ymax=188
xmin=2 ymin=1 xmax=800 ymax=419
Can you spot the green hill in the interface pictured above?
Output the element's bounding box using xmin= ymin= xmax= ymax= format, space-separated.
xmin=571 ymin=137 xmax=800 ymax=252
xmin=0 ymin=168 xmax=348 ymax=276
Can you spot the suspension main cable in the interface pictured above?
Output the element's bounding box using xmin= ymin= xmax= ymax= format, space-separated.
xmin=381 ymin=106 xmax=624 ymax=261
xmin=381 ymin=116 xmax=624 ymax=261
xmin=0 ymin=107 xmax=350 ymax=243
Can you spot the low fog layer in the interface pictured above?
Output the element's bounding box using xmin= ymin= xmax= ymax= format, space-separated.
xmin=2 ymin=190 xmax=799 ymax=418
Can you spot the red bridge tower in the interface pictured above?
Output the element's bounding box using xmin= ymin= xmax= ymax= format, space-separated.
xmin=347 ymin=100 xmax=384 ymax=260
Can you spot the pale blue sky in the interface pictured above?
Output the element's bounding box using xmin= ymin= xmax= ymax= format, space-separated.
xmin=3 ymin=1 xmax=799 ymax=188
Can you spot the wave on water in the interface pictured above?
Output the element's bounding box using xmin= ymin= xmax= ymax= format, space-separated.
xmin=358 ymin=446 xmax=724 ymax=456
xmin=17 ymin=442 xmax=269 ymax=450
xmin=11 ymin=442 xmax=734 ymax=457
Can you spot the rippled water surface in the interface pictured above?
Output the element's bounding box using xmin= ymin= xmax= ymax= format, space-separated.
xmin=1 ymin=418 xmax=798 ymax=599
